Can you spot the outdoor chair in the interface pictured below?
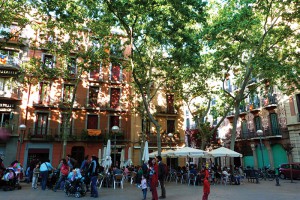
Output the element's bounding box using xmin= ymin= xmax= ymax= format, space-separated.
xmin=113 ymin=174 xmax=124 ymax=189
xmin=175 ymin=172 xmax=182 ymax=184
xmin=221 ymin=174 xmax=230 ymax=186
xmin=181 ymin=173 xmax=188 ymax=184
xmin=130 ymin=171 xmax=137 ymax=184
xmin=188 ymin=173 xmax=196 ymax=186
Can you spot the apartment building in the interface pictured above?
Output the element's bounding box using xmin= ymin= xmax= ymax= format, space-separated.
xmin=220 ymin=78 xmax=292 ymax=169
xmin=0 ymin=19 xmax=133 ymax=168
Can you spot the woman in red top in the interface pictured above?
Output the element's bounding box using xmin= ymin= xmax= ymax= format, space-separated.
xmin=149 ymin=158 xmax=158 ymax=200
xmin=53 ymin=159 xmax=69 ymax=192
xmin=202 ymin=176 xmax=210 ymax=200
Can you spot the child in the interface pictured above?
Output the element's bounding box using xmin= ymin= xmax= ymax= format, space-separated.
xmin=202 ymin=176 xmax=210 ymax=200
xmin=141 ymin=174 xmax=148 ymax=200
xmin=32 ymin=164 xmax=40 ymax=189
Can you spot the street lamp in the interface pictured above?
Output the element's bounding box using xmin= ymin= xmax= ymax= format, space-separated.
xmin=168 ymin=133 xmax=173 ymax=148
xmin=167 ymin=133 xmax=173 ymax=170
xmin=257 ymin=130 xmax=265 ymax=172
xmin=112 ymin=125 xmax=119 ymax=167
xmin=18 ymin=124 xmax=26 ymax=161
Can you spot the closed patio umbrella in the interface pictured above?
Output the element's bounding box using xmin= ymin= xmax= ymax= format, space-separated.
xmin=142 ymin=141 xmax=149 ymax=163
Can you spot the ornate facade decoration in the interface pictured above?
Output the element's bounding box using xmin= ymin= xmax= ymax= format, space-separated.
xmin=260 ymin=109 xmax=270 ymax=130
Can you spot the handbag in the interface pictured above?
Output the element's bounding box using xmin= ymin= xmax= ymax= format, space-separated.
xmin=44 ymin=162 xmax=52 ymax=173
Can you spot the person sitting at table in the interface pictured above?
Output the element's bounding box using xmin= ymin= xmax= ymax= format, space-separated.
xmin=222 ymin=167 xmax=230 ymax=184
xmin=113 ymin=166 xmax=123 ymax=175
xmin=232 ymin=166 xmax=241 ymax=185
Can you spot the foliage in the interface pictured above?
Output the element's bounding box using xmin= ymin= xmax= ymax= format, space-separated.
xmin=203 ymin=0 xmax=300 ymax=150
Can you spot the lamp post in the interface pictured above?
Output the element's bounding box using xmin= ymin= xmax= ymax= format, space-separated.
xmin=167 ymin=133 xmax=173 ymax=170
xmin=257 ymin=130 xmax=265 ymax=174
xmin=112 ymin=125 xmax=119 ymax=167
xmin=18 ymin=124 xmax=26 ymax=161
xmin=168 ymin=133 xmax=173 ymax=149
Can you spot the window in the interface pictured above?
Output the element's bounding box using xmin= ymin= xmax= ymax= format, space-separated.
xmin=87 ymin=115 xmax=99 ymax=129
xmin=111 ymin=63 xmax=121 ymax=81
xmin=142 ymin=118 xmax=151 ymax=134
xmin=63 ymin=84 xmax=75 ymax=103
xmin=186 ymin=118 xmax=190 ymax=129
xmin=0 ymin=49 xmax=18 ymax=65
xmin=89 ymin=86 xmax=99 ymax=107
xmin=38 ymin=82 xmax=50 ymax=104
xmin=110 ymin=88 xmax=120 ymax=109
xmin=42 ymin=54 xmax=55 ymax=68
xmin=167 ymin=120 xmax=175 ymax=133
xmin=296 ymin=94 xmax=300 ymax=116
xmin=109 ymin=115 xmax=120 ymax=132
xmin=254 ymin=116 xmax=262 ymax=131
xmin=68 ymin=57 xmax=77 ymax=75
xmin=90 ymin=63 xmax=100 ymax=79
xmin=270 ymin=113 xmax=280 ymax=135
xmin=166 ymin=94 xmax=175 ymax=113
xmin=60 ymin=113 xmax=73 ymax=136
xmin=241 ymin=120 xmax=248 ymax=138
xmin=0 ymin=78 xmax=5 ymax=91
xmin=0 ymin=112 xmax=10 ymax=127
xmin=225 ymin=79 xmax=232 ymax=92
xmin=35 ymin=113 xmax=49 ymax=135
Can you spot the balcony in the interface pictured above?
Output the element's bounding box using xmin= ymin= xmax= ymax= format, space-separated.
xmin=263 ymin=94 xmax=277 ymax=110
xmin=0 ymin=55 xmax=21 ymax=69
xmin=238 ymin=127 xmax=286 ymax=140
xmin=26 ymin=128 xmax=105 ymax=142
xmin=89 ymin=72 xmax=128 ymax=84
xmin=155 ymin=105 xmax=178 ymax=116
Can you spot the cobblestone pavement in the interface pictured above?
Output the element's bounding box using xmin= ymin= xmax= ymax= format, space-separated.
xmin=0 ymin=179 xmax=299 ymax=200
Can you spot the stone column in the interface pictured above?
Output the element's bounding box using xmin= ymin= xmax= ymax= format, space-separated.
xmin=251 ymin=143 xmax=258 ymax=169
xmin=265 ymin=141 xmax=274 ymax=169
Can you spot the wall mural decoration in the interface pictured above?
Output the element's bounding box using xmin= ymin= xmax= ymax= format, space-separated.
xmin=276 ymin=103 xmax=287 ymax=128
xmin=246 ymin=113 xmax=255 ymax=131
xmin=260 ymin=109 xmax=269 ymax=130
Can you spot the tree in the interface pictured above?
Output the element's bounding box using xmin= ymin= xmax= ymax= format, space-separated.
xmin=24 ymin=0 xmax=112 ymax=157
xmin=204 ymin=0 xmax=300 ymax=151
xmin=99 ymin=0 xmax=207 ymax=156
xmin=0 ymin=0 xmax=32 ymax=47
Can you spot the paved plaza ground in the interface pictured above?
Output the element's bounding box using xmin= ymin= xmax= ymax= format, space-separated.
xmin=0 ymin=179 xmax=299 ymax=200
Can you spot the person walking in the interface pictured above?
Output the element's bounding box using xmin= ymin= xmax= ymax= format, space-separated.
xmin=156 ymin=156 xmax=166 ymax=199
xmin=53 ymin=159 xmax=69 ymax=192
xmin=87 ymin=156 xmax=100 ymax=198
xmin=149 ymin=158 xmax=158 ymax=200
xmin=202 ymin=176 xmax=210 ymax=200
xmin=39 ymin=159 xmax=55 ymax=190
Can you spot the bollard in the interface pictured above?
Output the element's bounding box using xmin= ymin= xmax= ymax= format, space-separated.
xmin=275 ymin=175 xmax=280 ymax=186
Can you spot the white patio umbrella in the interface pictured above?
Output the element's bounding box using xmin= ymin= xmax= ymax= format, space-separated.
xmin=120 ymin=149 xmax=125 ymax=168
xmin=98 ymin=149 xmax=102 ymax=164
xmin=127 ymin=147 xmax=133 ymax=166
xmin=149 ymin=151 xmax=159 ymax=158
xmin=142 ymin=141 xmax=149 ymax=163
xmin=173 ymin=146 xmax=207 ymax=157
xmin=161 ymin=149 xmax=175 ymax=157
xmin=102 ymin=147 xmax=107 ymax=166
xmin=209 ymin=147 xmax=242 ymax=157
xmin=103 ymin=139 xmax=112 ymax=171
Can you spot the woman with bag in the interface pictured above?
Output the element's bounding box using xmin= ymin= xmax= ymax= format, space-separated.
xmin=53 ymin=159 xmax=69 ymax=192
xmin=39 ymin=159 xmax=55 ymax=190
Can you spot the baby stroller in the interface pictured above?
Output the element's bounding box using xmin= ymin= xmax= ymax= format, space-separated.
xmin=0 ymin=167 xmax=22 ymax=191
xmin=64 ymin=177 xmax=86 ymax=198
xmin=64 ymin=169 xmax=86 ymax=198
